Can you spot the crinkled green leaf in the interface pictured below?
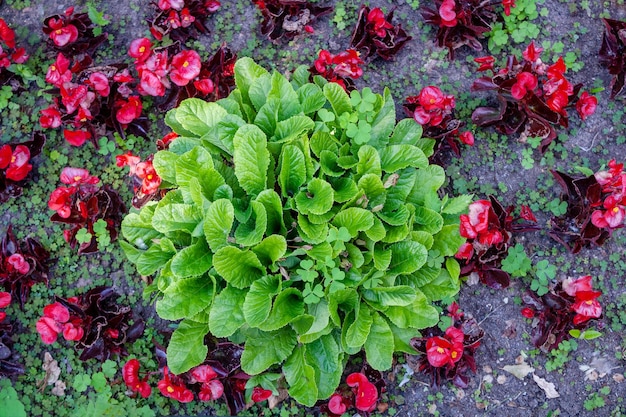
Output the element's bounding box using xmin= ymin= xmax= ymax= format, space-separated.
xmin=345 ymin=304 xmax=373 ymax=349
xmin=244 ymin=275 xmax=281 ymax=327
xmin=274 ymin=115 xmax=315 ymax=142
xmin=297 ymin=214 xmax=329 ymax=244
xmin=234 ymin=201 xmax=267 ymax=246
xmin=233 ymin=124 xmax=269 ymax=196
xmin=362 ymin=286 xmax=416 ymax=308
xmin=299 ymin=299 xmax=331 ymax=343
xmin=298 ymin=83 xmax=326 ymax=115
xmin=295 ymin=178 xmax=334 ymax=215
xmin=323 ymin=82 xmax=352 ymax=117
xmin=255 ymin=190 xmax=286 ymax=235
xmin=356 ymin=145 xmax=382 ymax=180
xmin=209 ymin=286 xmax=247 ymax=337
xmin=156 ymin=276 xmax=214 ymax=321
xmin=329 ymin=289 xmax=359 ymax=327
xmin=332 ymin=208 xmax=374 ymax=238
xmin=369 ymin=88 xmax=395 ymax=147
xmin=170 ymin=238 xmax=213 ymax=278
xmin=389 ymin=118 xmax=423 ymax=146
xmin=379 ymin=145 xmax=428 ymax=172
xmin=389 ymin=241 xmax=428 ymax=275
xmin=122 ymin=205 xmax=162 ymax=247
xmin=284 ymin=345 xmax=318 ymax=406
xmin=152 ymin=203 xmax=202 ymax=235
xmin=310 ymin=131 xmax=338 ymax=157
xmin=153 ymin=151 xmax=179 ymax=184
xmin=382 ymin=290 xmax=439 ymax=329
xmin=413 ymin=206 xmax=444 ymax=235
xmin=213 ymin=247 xmax=265 ymax=288
xmin=203 ymin=199 xmax=234 ymax=251
xmin=431 ymin=225 xmax=465 ymax=257
xmin=320 ymin=150 xmax=344 ymax=177
xmin=136 ymin=245 xmax=175 ymax=276
xmin=306 ymin=334 xmax=342 ymax=399
xmin=175 ymin=147 xmax=214 ymax=188
xmin=166 ymin=98 xmax=227 ymax=138
xmin=253 ymin=235 xmax=287 ymax=265
xmin=420 ymin=268 xmax=460 ymax=301
xmin=364 ymin=313 xmax=394 ymax=370
xmin=248 ymin=72 xmax=272 ymax=112
xmin=407 ymin=165 xmax=446 ymax=206
xmin=167 ymin=319 xmax=208 ymax=374
xmin=330 ymin=178 xmax=359 ymax=203
xmin=279 ymin=145 xmax=306 ymax=197
xmin=259 ymin=288 xmax=304 ymax=332
xmin=241 ymin=328 xmax=297 ymax=375
xmin=254 ymin=97 xmax=279 ymax=138
xmin=441 ymin=195 xmax=473 ymax=215
xmin=234 ymin=57 xmax=269 ymax=108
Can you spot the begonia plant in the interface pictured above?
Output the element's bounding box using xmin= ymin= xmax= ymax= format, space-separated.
xmin=121 ymin=57 xmax=470 ymax=406
xmin=549 ymin=160 xmax=626 ymax=253
xmin=253 ymin=0 xmax=333 ymax=42
xmin=599 ymin=18 xmax=626 ymax=99
xmin=471 ymin=42 xmax=597 ymax=152
xmin=521 ymin=275 xmax=602 ymax=351
xmin=0 ymin=132 xmax=45 ymax=203
xmin=309 ymin=48 xmax=364 ymax=91
xmin=0 ymin=17 xmax=29 ymax=86
xmin=48 ymin=167 xmax=126 ymax=254
xmin=0 ymin=225 xmax=50 ymax=307
xmin=350 ymin=5 xmax=412 ymax=61
xmin=321 ymin=366 xmax=384 ymax=417
xmin=403 ymin=86 xmax=474 ymax=161
xmin=35 ymin=286 xmax=145 ymax=361
xmin=148 ymin=0 xmax=220 ymax=42
xmin=455 ymin=196 xmax=538 ymax=289
xmin=410 ymin=302 xmax=483 ymax=387
xmin=42 ymin=7 xmax=107 ymax=59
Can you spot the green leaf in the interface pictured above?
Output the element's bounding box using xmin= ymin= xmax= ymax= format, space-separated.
xmin=408 ymin=165 xmax=446 ymax=206
xmin=345 ymin=304 xmax=373 ymax=349
xmin=319 ymin=150 xmax=345 ymax=177
xmin=253 ymin=235 xmax=287 ymax=265
xmin=156 ymin=276 xmax=214 ymax=321
xmin=356 ymin=145 xmax=382 ymax=179
xmin=279 ymin=145 xmax=307 ymax=197
xmin=136 ymin=245 xmax=175 ymax=276
xmin=121 ymin=206 xmax=163 ymax=247
xmin=234 ymin=57 xmax=269 ymax=108
xmin=419 ymin=268 xmax=460 ymax=301
xmin=389 ymin=322 xmax=420 ymax=353
xmin=441 ymin=195 xmax=473 ymax=214
xmin=330 ymin=178 xmax=359 ymax=203
xmin=306 ymin=334 xmax=342 ymax=399
xmin=260 ymin=288 xmax=305 ymax=331
xmin=332 ymin=208 xmax=374 ymax=238
xmin=295 ymin=178 xmax=334 ymax=215
xmin=167 ymin=319 xmax=209 ymax=374
xmin=152 ymin=203 xmax=203 ymax=235
xmin=175 ymin=146 xmax=215 ymax=190
xmin=413 ymin=206 xmax=444 ymax=235
xmin=298 ymin=83 xmax=326 ymax=115
xmin=233 ymin=124 xmax=270 ymax=196
xmin=213 ymin=247 xmax=265 ymax=288
xmin=166 ymin=98 xmax=227 ymax=137
xmin=389 ymin=241 xmax=428 ymax=275
xmin=241 ymin=328 xmax=297 ymax=374
xmin=299 ymin=299 xmax=331 ymax=343
xmin=364 ymin=313 xmax=394 ymax=370
xmin=379 ymin=145 xmax=428 ymax=172
xmin=234 ymin=201 xmax=267 ymax=246
xmin=170 ymin=238 xmax=213 ymax=278
xmin=274 ymin=115 xmax=315 ymax=142
xmin=369 ymin=88 xmax=395 ymax=147
xmin=244 ymin=275 xmax=281 ymax=327
xmin=153 ymin=151 xmax=179 ymax=184
xmin=256 ymin=190 xmax=287 ymax=235
xmin=297 ymin=214 xmax=329 ymax=244
xmin=362 ymin=286 xmax=417 ymax=308
xmin=323 ymin=82 xmax=352 ymax=117
xmin=431 ymin=225 xmax=465 ymax=257
xmin=209 ymin=286 xmax=247 ymax=337
xmin=390 ymin=118 xmax=423 ymax=146
xmin=284 ymin=345 xmax=318 ymax=406
xmin=382 ymin=290 xmax=439 ymax=329
xmin=203 ymin=199 xmax=234 ymax=251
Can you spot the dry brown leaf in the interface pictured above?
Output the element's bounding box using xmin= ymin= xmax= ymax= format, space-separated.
xmin=51 ymin=380 xmax=66 ymax=397
xmin=267 ymin=388 xmax=289 ymax=409
xmin=613 ymin=373 xmax=624 ymax=383
xmin=502 ymin=361 xmax=534 ymax=380
xmin=533 ymin=374 xmax=559 ymax=399
xmin=42 ymin=352 xmax=61 ymax=386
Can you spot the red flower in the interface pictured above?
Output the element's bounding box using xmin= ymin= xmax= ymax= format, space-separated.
xmin=180 ymin=8 xmax=196 ymax=28
xmin=459 ymin=131 xmax=474 ymax=145
xmin=88 ymin=72 xmax=110 ymax=97
xmin=502 ymin=0 xmax=516 ymax=16
xmin=113 ymin=69 xmax=134 ymax=83
xmin=2 ymin=145 xmax=32 ymax=181
xmin=438 ymin=0 xmax=457 ymax=27
xmin=572 ymin=291 xmax=602 ymax=325
xmin=190 ymin=365 xmax=218 ymax=383
xmin=547 ymin=57 xmax=567 ymax=79
xmin=251 ymin=386 xmax=272 ymax=402
xmin=63 ymin=129 xmax=91 ymax=146
xmin=520 ymin=205 xmax=537 ymax=222
xmin=167 ymin=10 xmax=182 ymax=29
xmin=426 ymin=330 xmax=464 ymax=368
xmin=40 ymin=106 xmax=62 ymax=129
xmin=455 ymin=242 xmax=474 ymax=260
xmin=116 ymin=152 xmax=141 ymax=175
xmin=474 ymin=56 xmax=495 ymax=72
xmin=158 ymin=0 xmax=184 ymax=11
xmin=591 ymin=195 xmax=625 ymax=229
xmin=332 ymin=49 xmax=364 ymax=78
xmin=346 ymin=372 xmax=378 ymax=412
xmin=205 ymin=0 xmax=221 ymax=13
xmin=62 ymin=321 xmax=84 ymax=341
xmin=418 ymin=86 xmax=449 ymax=111
xmin=328 ymin=393 xmax=347 ymax=415
xmin=135 ymin=161 xmax=161 ymax=194
xmin=157 ymin=132 xmax=179 ymax=150
xmin=521 ymin=307 xmax=535 ymax=318
xmin=522 ymin=41 xmax=542 ymax=63
xmin=511 ymin=72 xmax=538 ymax=100
xmin=157 ymin=367 xmax=194 ymax=403
xmin=7 ymin=253 xmax=30 ymax=274
xmin=546 ymin=90 xmax=569 ymax=114
xmin=116 ymin=96 xmax=143 ymax=125
xmin=576 ymin=91 xmax=597 ymax=121
xmin=562 ymin=275 xmax=593 ymax=297
xmin=0 ymin=18 xmax=16 ymax=49
xmin=0 ymin=292 xmax=11 ymax=308
xmin=170 ymin=50 xmax=202 ymax=86
xmin=60 ymin=167 xmax=99 ymax=186
xmin=198 ymin=380 xmax=224 ymax=401
xmin=367 ymin=8 xmax=393 ymax=37
xmin=194 ymin=78 xmax=214 ymax=95
xmin=11 ymin=47 xmax=28 ymax=64
xmin=48 ymin=187 xmax=76 ymax=218
xmin=36 ymin=302 xmax=72 ymax=344
xmin=123 ymin=359 xmax=152 ymax=398
xmin=139 ymin=70 xmax=167 ymax=97
xmin=47 ymin=18 xmax=78 ymax=47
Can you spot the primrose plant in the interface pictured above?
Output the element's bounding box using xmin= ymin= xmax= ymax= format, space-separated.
xmin=121 ymin=57 xmax=470 ymax=406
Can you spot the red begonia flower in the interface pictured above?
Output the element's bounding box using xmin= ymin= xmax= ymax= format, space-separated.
xmin=135 ymin=161 xmax=161 ymax=194
xmin=46 ymin=53 xmax=72 ymax=87
xmin=63 ymin=129 xmax=91 ymax=146
xmin=113 ymin=68 xmax=134 ymax=83
xmin=157 ymin=132 xmax=179 ymax=149
xmin=43 ymin=302 xmax=70 ymax=322
xmin=158 ymin=0 xmax=184 ymax=11
xmin=11 ymin=47 xmax=28 ymax=64
xmin=7 ymin=253 xmax=30 ymax=274
xmin=467 ymin=200 xmax=492 ymax=233
xmin=4 ymin=145 xmax=32 ymax=181
xmin=455 ymin=242 xmax=474 ymax=260
xmin=36 ymin=316 xmax=63 ymax=344
xmin=572 ymin=290 xmax=602 ymax=324
xmin=418 ymin=86 xmax=447 ymax=111
xmin=0 ymin=18 xmax=16 ymax=49
xmin=474 ymin=56 xmax=495 ymax=72
xmin=129 ymin=38 xmax=152 ymax=62
xmin=40 ymin=106 xmax=62 ymax=129
xmin=190 ymin=365 xmax=218 ymax=383
xmin=139 ymin=70 xmax=166 ymax=97
xmin=522 ymin=41 xmax=542 ymax=62
xmin=426 ymin=336 xmax=458 ymax=367
xmin=251 ymin=386 xmax=273 ymax=403
xmin=332 ymin=49 xmax=363 ymax=78
xmin=167 ymin=10 xmax=182 ymax=29
xmin=62 ymin=321 xmax=84 ymax=341
xmin=47 ymin=17 xmax=79 ymax=47
xmin=547 ymin=57 xmax=567 ymax=79
xmin=206 ymin=0 xmax=221 ymax=12
xmin=562 ymin=275 xmax=594 ymax=297
xmin=367 ymin=8 xmax=393 ymax=37
xmin=520 ymin=205 xmax=537 ymax=222
xmin=521 ymin=307 xmax=535 ymax=318
xmin=502 ymin=0 xmax=516 ymax=16
xmin=0 ymin=292 xmax=11 ymax=308
xmin=170 ymin=50 xmax=202 ymax=86
xmin=194 ymin=78 xmax=215 ymax=95
xmin=116 ymin=152 xmax=141 ymax=175
xmin=198 ymin=379 xmax=224 ymax=401
xmin=88 ymin=72 xmax=110 ymax=97
xmin=445 ymin=326 xmax=464 ymax=345
xmin=48 ymin=187 xmax=76 ymax=218
xmin=0 ymin=311 xmax=5 ymax=323
xmin=0 ymin=145 xmax=11 ymax=169
xmin=180 ymin=8 xmax=196 ymax=28
xmin=438 ymin=0 xmax=457 ymax=27
xmin=511 ymin=72 xmax=538 ymax=100
xmin=123 ymin=359 xmax=152 ymax=398
xmin=60 ymin=167 xmax=99 ymax=186
xmin=116 ymin=96 xmax=143 ymax=125
xmin=576 ymin=91 xmax=597 ymax=121
xmin=477 ymin=229 xmax=504 ymax=246
xmin=591 ymin=194 xmax=625 ymax=229
xmin=328 ymin=393 xmax=347 ymax=415
xmin=546 ymin=90 xmax=569 ymax=114
xmin=459 ymin=131 xmax=474 ymax=145
xmin=157 ymin=367 xmax=194 ymax=403
xmin=346 ymin=372 xmax=378 ymax=412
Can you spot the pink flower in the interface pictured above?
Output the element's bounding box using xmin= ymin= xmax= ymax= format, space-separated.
xmin=7 ymin=253 xmax=29 ymax=274
xmin=169 ymin=50 xmax=202 ymax=86
xmin=562 ymin=275 xmax=593 ymax=297
xmin=63 ymin=129 xmax=91 ymax=146
xmin=45 ymin=54 xmax=72 ymax=87
xmin=455 ymin=242 xmax=474 ymax=260
xmin=88 ymin=72 xmax=110 ymax=97
xmin=11 ymin=47 xmax=28 ymax=64
xmin=158 ymin=367 xmax=194 ymax=403
xmin=591 ymin=195 xmax=625 ymax=229
xmin=39 ymin=106 xmax=62 ymax=129
xmin=346 ymin=372 xmax=378 ymax=412
xmin=576 ymin=91 xmax=597 ymax=121
xmin=47 ymin=18 xmax=78 ymax=47
xmin=36 ymin=302 xmax=73 ymax=344
xmin=418 ymin=86 xmax=448 ymax=111
xmin=116 ymin=152 xmax=141 ymax=175
xmin=60 ymin=83 xmax=91 ymax=114
xmin=116 ymin=96 xmax=143 ymax=125
xmin=62 ymin=321 xmax=84 ymax=341
xmin=572 ymin=290 xmax=602 ymax=325
xmin=135 ymin=161 xmax=161 ymax=194
xmin=139 ymin=70 xmax=167 ymax=97
xmin=180 ymin=8 xmax=196 ymax=28
xmin=158 ymin=0 xmax=184 ymax=11
xmin=198 ymin=380 xmax=224 ymax=401
xmin=60 ymin=167 xmax=99 ymax=186
xmin=194 ymin=78 xmax=214 ymax=95
xmin=438 ymin=0 xmax=457 ymax=27
xmin=547 ymin=57 xmax=567 ymax=79
xmin=2 ymin=145 xmax=32 ymax=181
xmin=190 ymin=365 xmax=218 ymax=383
xmin=167 ymin=10 xmax=181 ymax=29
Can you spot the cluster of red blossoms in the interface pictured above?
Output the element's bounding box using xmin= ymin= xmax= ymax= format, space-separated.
xmin=0 ymin=292 xmax=10 ymax=323
xmin=48 ymin=167 xmax=100 ymax=219
xmin=0 ymin=144 xmax=32 ymax=182
xmin=36 ymin=301 xmax=84 ymax=344
xmin=42 ymin=7 xmax=79 ymax=47
xmin=437 ymin=0 xmax=515 ymax=27
xmin=326 ymin=372 xmax=379 ymax=415
xmin=149 ymin=0 xmax=221 ymax=41
xmin=311 ymin=49 xmax=364 ymax=91
xmin=426 ymin=326 xmax=464 ymax=368
xmin=591 ymin=160 xmax=626 ymax=230
xmin=0 ymin=18 xmax=28 ymax=69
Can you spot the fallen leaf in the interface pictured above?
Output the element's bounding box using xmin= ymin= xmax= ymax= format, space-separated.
xmin=533 ymin=374 xmax=560 ymax=399
xmin=496 ymin=375 xmax=507 ymax=384
xmin=613 ymin=374 xmax=624 ymax=383
xmin=51 ymin=380 xmax=66 ymax=396
xmin=42 ymin=352 xmax=61 ymax=386
xmin=267 ymin=388 xmax=289 ymax=409
xmin=503 ymin=319 xmax=517 ymax=338
xmin=502 ymin=360 xmax=535 ymax=380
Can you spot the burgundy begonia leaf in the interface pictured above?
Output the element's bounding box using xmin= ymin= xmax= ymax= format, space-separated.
xmin=599 ymin=18 xmax=626 ymax=99
xmin=255 ymin=0 xmax=333 ymax=42
xmin=0 ymin=322 xmax=24 ymax=377
xmin=350 ymin=5 xmax=411 ymax=61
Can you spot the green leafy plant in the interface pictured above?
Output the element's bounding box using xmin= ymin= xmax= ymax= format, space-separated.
xmin=501 ymin=243 xmax=532 ymax=278
xmin=486 ymin=0 xmax=543 ymax=54
xmin=530 ymin=259 xmax=556 ymax=296
xmin=121 ymin=57 xmax=469 ymax=406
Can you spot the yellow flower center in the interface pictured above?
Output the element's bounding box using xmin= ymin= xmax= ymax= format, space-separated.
xmin=613 ymin=207 xmax=620 ymax=214
xmin=139 ymin=46 xmax=145 ymax=53
xmin=183 ymin=61 xmax=189 ymax=68
xmin=436 ymin=347 xmax=444 ymax=354
xmin=147 ymin=174 xmax=153 ymax=180
xmin=11 ymin=156 xmax=16 ymax=163
xmin=167 ymin=386 xmax=174 ymax=393
xmin=55 ymin=29 xmax=62 ymax=34
xmin=451 ymin=351 xmax=458 ymax=359
xmin=430 ymin=98 xmax=436 ymax=104
xmin=50 ymin=65 xmax=56 ymax=71
xmin=74 ymin=176 xmax=82 ymax=182
xmin=586 ymin=300 xmax=593 ymax=305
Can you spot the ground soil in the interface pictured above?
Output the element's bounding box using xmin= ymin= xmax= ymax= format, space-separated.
xmin=3 ymin=0 xmax=626 ymax=416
